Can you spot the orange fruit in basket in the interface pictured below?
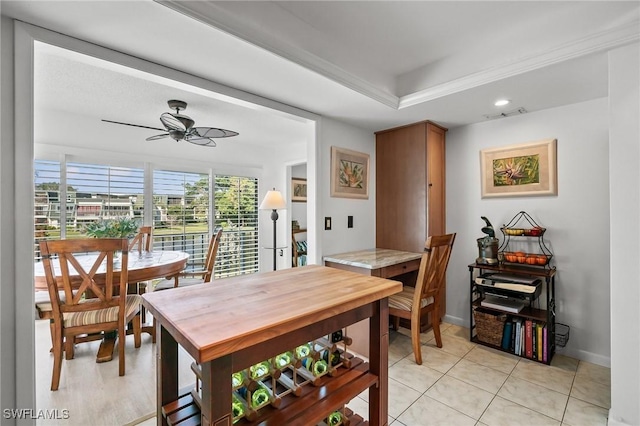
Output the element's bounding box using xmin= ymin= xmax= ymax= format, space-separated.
xmin=525 ymin=255 xmax=537 ymax=265
xmin=536 ymin=254 xmax=547 ymax=265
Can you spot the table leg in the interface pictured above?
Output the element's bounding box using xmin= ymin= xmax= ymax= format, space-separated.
xmin=96 ymin=331 xmax=117 ymax=363
xmin=158 ymin=324 xmax=178 ymax=426
xmin=200 ymin=356 xmax=232 ymax=426
xmin=369 ymin=298 xmax=389 ymax=426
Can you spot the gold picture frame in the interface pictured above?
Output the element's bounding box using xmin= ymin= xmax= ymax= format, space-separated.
xmin=330 ymin=146 xmax=370 ymax=199
xmin=291 ymin=178 xmax=307 ymax=202
xmin=480 ymin=138 xmax=557 ymax=198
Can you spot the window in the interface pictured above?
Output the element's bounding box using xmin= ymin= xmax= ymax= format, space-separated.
xmin=153 ymin=169 xmax=211 ymax=272
xmin=33 ymin=159 xmax=260 ymax=277
xmin=67 ymin=162 xmax=144 ymax=236
xmin=214 ymin=175 xmax=259 ymax=277
xmin=34 ymin=160 xmax=62 ymax=260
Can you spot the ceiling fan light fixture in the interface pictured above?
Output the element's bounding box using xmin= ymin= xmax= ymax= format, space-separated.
xmin=169 ymin=130 xmax=185 ymax=141
xmin=102 ymin=99 xmax=238 ymax=147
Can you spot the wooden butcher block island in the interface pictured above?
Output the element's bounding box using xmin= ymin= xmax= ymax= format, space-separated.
xmin=142 ymin=265 xmax=402 ymax=426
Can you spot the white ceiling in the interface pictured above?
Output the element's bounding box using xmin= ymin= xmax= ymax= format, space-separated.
xmin=2 ymin=0 xmax=639 ymax=146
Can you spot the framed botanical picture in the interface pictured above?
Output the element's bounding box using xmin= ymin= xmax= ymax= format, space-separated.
xmin=480 ymin=138 xmax=557 ymax=198
xmin=330 ymin=146 xmax=369 ymax=199
xmin=291 ymin=178 xmax=307 ymax=202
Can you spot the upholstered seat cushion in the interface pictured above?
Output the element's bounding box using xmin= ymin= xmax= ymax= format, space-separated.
xmin=63 ymin=295 xmax=141 ymax=327
xmin=388 ymin=286 xmax=434 ymax=312
xmin=153 ymin=277 xmax=206 ymax=291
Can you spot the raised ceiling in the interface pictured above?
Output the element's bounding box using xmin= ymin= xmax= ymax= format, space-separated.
xmin=2 ymin=0 xmax=639 ymax=134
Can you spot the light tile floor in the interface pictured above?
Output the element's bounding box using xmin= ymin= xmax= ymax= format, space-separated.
xmin=35 ymin=320 xmax=610 ymax=426
xmin=347 ymin=323 xmax=611 ymax=426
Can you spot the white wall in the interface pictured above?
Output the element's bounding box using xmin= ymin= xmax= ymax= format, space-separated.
xmin=608 ymin=43 xmax=640 ymax=426
xmin=317 ymin=117 xmax=376 ymax=258
xmin=446 ymin=98 xmax=611 ymax=366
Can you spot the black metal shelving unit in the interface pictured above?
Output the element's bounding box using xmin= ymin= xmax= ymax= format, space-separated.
xmin=468 ymin=211 xmax=557 ymax=365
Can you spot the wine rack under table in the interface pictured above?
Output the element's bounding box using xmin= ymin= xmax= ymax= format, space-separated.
xmin=164 ymin=387 xmax=369 ymax=426
xmin=143 ymin=265 xmax=401 ymax=426
xmin=164 ymin=353 xmax=373 ymax=426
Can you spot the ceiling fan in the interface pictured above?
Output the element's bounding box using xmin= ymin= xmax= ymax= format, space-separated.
xmin=102 ymin=100 xmax=239 ymax=147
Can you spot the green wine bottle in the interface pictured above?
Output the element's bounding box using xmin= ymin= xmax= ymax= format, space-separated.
xmin=295 ymin=342 xmax=312 ymax=359
xmin=274 ymin=351 xmax=293 ymax=368
xmin=302 ymin=358 xmax=328 ymax=377
xmin=327 ymin=410 xmax=343 ymax=425
xmin=250 ymin=380 xmax=274 ymax=409
xmin=232 ymin=394 xmax=245 ymax=419
xmin=249 ymin=360 xmax=270 ymax=380
xmin=232 ymin=371 xmax=244 ymax=389
xmin=313 ymin=359 xmax=328 ymax=376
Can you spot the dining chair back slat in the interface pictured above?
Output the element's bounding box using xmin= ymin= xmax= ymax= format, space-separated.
xmin=129 ymin=226 xmax=152 ymax=252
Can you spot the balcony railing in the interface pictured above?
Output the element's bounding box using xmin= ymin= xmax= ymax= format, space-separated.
xmin=153 ymin=229 xmax=259 ymax=278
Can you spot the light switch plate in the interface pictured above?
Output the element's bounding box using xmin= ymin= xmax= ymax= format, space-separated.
xmin=347 ymin=216 xmax=353 ymax=228
xmin=325 ymin=217 xmax=332 ymax=230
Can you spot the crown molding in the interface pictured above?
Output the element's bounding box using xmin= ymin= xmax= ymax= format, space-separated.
xmin=157 ymin=0 xmax=638 ymax=111
xmin=399 ymin=19 xmax=640 ymax=109
xmin=156 ymin=0 xmax=400 ymax=109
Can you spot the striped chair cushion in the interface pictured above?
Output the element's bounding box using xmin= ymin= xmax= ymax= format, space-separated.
xmin=63 ymin=295 xmax=141 ymax=327
xmin=388 ymin=286 xmax=434 ymax=312
xmin=153 ymin=277 xmax=206 ymax=291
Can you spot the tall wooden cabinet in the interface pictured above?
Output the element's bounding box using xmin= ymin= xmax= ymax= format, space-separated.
xmin=375 ymin=120 xmax=447 ymax=252
xmin=375 ymin=120 xmax=447 ymax=326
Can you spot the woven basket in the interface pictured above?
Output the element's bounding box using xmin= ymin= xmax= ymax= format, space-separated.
xmin=474 ymin=308 xmax=508 ymax=347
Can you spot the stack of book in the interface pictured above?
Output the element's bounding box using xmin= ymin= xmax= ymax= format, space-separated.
xmin=501 ymin=318 xmax=548 ymax=362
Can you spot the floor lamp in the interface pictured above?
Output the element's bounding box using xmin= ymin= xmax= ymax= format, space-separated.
xmin=259 ymin=188 xmax=286 ymax=271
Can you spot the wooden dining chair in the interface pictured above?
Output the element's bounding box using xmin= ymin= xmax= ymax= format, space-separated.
xmin=39 ymin=238 xmax=142 ymax=390
xmin=388 ymin=233 xmax=456 ymax=365
xmin=129 ymin=225 xmax=152 ymax=252
xmin=153 ymin=228 xmax=223 ymax=291
xmin=128 ymin=226 xmax=153 ymax=322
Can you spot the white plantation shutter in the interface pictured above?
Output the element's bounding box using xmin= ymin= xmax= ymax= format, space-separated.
xmin=34 ymin=160 xmax=62 ymax=261
xmin=214 ymin=175 xmax=259 ymax=277
xmin=34 ymin=160 xmax=144 ymax=260
xmin=34 ymin=159 xmax=259 ymax=277
xmin=66 ymin=163 xmax=145 ymax=232
xmin=152 ymin=169 xmax=211 ymax=272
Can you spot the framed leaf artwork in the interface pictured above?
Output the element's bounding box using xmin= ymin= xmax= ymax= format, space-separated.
xmin=480 ymin=138 xmax=557 ymax=198
xmin=330 ymin=146 xmax=369 ymax=199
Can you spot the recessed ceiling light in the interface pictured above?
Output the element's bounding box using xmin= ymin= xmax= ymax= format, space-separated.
xmin=494 ymin=99 xmax=510 ymax=107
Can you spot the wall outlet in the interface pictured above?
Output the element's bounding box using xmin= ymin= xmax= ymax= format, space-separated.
xmin=347 ymin=215 xmax=353 ymax=228
xmin=279 ymin=249 xmax=283 ymax=257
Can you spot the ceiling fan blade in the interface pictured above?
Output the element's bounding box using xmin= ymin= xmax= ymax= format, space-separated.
xmin=145 ymin=133 xmax=171 ymax=141
xmin=160 ymin=112 xmax=192 ymax=132
xmin=102 ymin=119 xmax=165 ymax=132
xmin=185 ymin=136 xmax=217 ymax=147
xmin=190 ymin=127 xmax=239 ymax=139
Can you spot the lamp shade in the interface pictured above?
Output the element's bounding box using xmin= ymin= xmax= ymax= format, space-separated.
xmin=259 ymin=189 xmax=286 ymax=210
